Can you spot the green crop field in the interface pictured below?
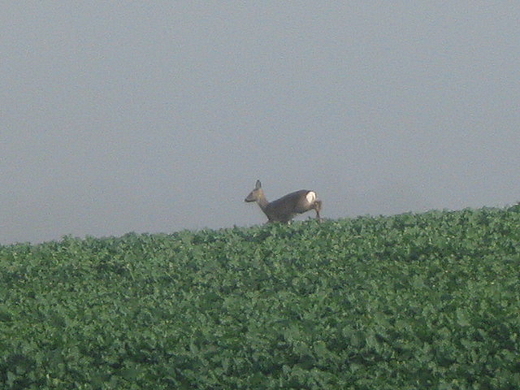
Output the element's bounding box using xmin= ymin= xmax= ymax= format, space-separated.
xmin=1 ymin=206 xmax=519 ymax=389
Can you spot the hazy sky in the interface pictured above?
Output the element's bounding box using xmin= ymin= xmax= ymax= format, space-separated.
xmin=2 ymin=2 xmax=519 ymax=244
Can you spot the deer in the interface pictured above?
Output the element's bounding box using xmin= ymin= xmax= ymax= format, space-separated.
xmin=245 ymin=180 xmax=322 ymax=223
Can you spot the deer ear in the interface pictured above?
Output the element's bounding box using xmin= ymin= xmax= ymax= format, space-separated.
xmin=256 ymin=180 xmax=262 ymax=189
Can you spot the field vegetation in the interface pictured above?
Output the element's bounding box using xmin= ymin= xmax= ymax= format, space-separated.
xmin=1 ymin=206 xmax=519 ymax=389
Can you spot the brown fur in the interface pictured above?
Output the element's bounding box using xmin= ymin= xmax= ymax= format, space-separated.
xmin=245 ymin=180 xmax=322 ymax=223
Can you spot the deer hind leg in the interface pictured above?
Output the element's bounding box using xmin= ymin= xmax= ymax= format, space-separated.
xmin=313 ymin=200 xmax=323 ymax=222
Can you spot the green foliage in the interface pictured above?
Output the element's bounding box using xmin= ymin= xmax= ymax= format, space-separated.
xmin=1 ymin=208 xmax=519 ymax=389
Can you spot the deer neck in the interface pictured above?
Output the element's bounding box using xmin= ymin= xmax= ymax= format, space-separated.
xmin=256 ymin=191 xmax=270 ymax=211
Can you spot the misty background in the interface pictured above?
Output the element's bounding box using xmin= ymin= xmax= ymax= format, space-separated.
xmin=2 ymin=2 xmax=519 ymax=245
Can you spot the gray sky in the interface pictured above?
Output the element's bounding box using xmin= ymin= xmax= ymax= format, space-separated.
xmin=2 ymin=2 xmax=519 ymax=244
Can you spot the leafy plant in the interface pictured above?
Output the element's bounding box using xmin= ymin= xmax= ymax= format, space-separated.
xmin=1 ymin=208 xmax=519 ymax=389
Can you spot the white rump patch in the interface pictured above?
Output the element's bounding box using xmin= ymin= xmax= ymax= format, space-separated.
xmin=306 ymin=191 xmax=316 ymax=204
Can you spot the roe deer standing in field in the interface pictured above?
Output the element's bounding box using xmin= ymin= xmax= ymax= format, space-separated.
xmin=245 ymin=180 xmax=322 ymax=223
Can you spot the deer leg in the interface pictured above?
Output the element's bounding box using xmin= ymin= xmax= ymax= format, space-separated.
xmin=314 ymin=200 xmax=322 ymax=222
